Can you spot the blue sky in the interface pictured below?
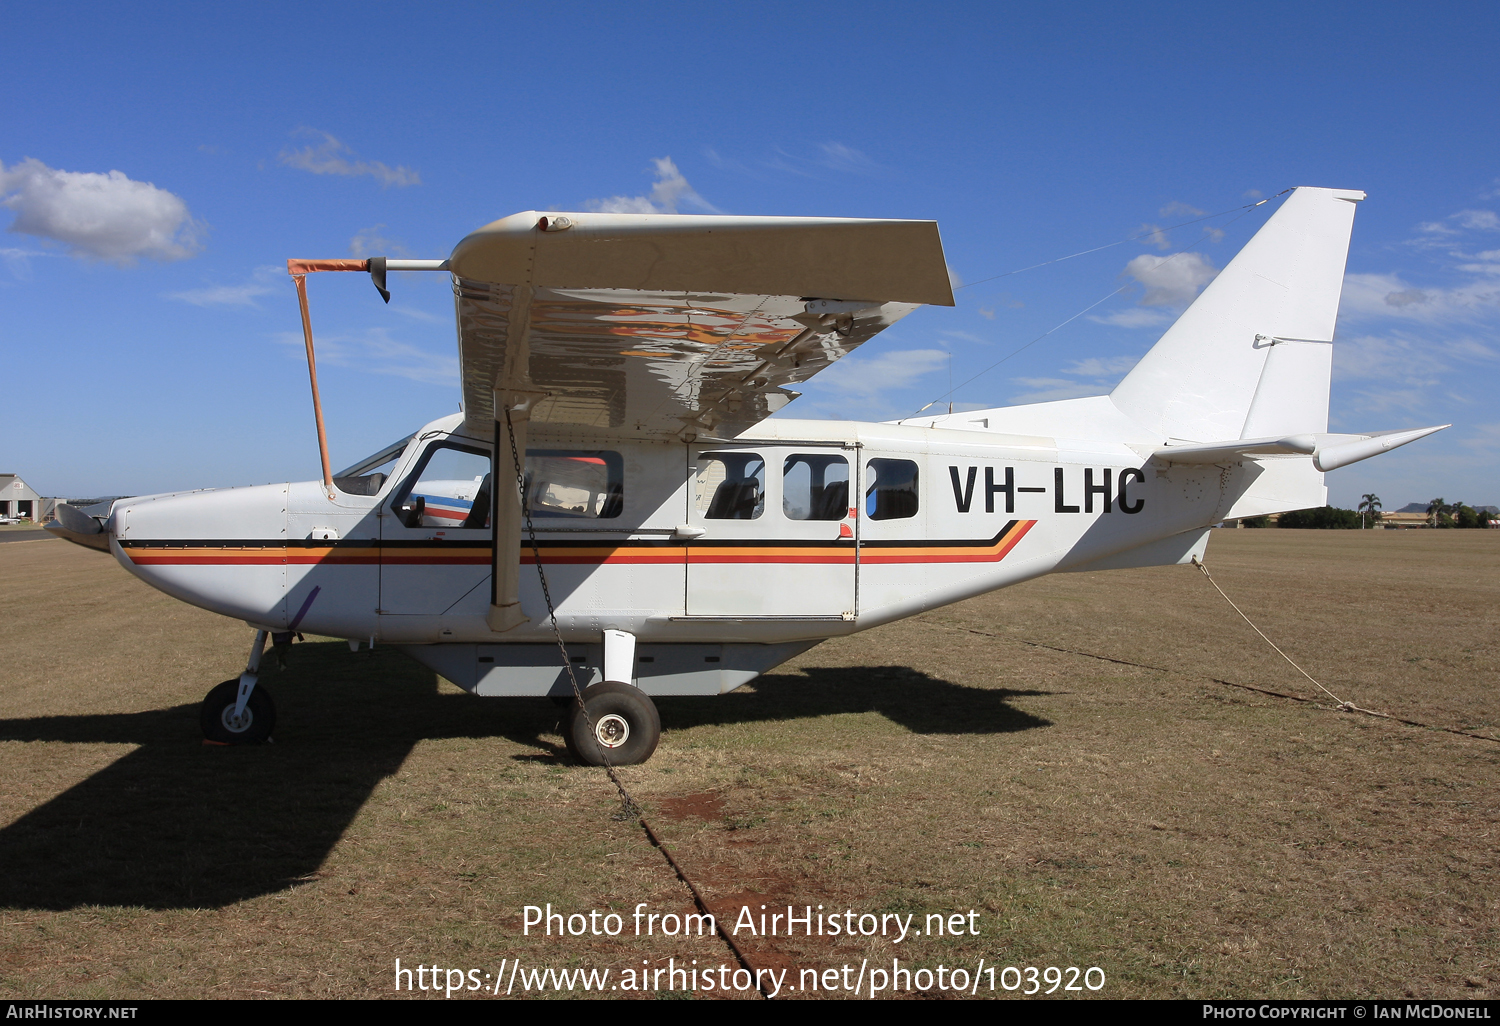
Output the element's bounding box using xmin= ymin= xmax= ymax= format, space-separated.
xmin=3 ymin=3 xmax=1498 ymax=511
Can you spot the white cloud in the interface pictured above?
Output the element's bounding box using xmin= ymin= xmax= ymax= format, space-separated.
xmin=812 ymin=348 xmax=948 ymax=399
xmin=939 ymin=329 xmax=990 ymax=345
xmin=1454 ymin=248 xmax=1500 ymax=276
xmin=349 ymin=224 xmax=409 ymax=258
xmin=1335 ymin=333 xmax=1446 ymax=385
xmin=704 ymin=144 xmax=885 ymax=180
xmin=1459 ymin=422 xmax=1500 ymax=453
xmin=1407 ymin=208 xmax=1500 ymax=248
xmin=702 ymin=147 xmax=753 ymax=176
xmin=0 ymin=157 xmax=203 ymax=265
xmin=168 ymin=265 xmax=283 ymax=307
xmin=1455 ymin=209 xmax=1500 ymax=231
xmin=1336 ymin=331 xmax=1496 ymax=384
xmin=278 ymin=129 xmax=420 ymax=188
xmin=1008 ymin=378 xmax=1101 ymax=404
xmin=276 ymin=327 xmax=457 ymax=385
xmin=1064 ymin=356 xmax=1138 ymax=378
xmin=1122 ymin=251 xmax=1219 ymax=307
xmin=818 ymin=142 xmax=881 ymax=175
xmin=1339 ymin=272 xmax=1500 ymax=324
xmin=775 ymin=347 xmax=952 ymax=421
xmin=1 ymin=246 xmax=47 ymax=280
xmin=1341 ymin=385 xmax=1432 ymax=416
xmin=1160 ymin=201 xmax=1206 ymax=218
xmin=586 ymin=157 xmax=718 ymax=214
xmin=390 ymin=305 xmax=446 ymax=324
xmin=1136 ymin=223 xmax=1173 ymax=250
xmin=1086 ymin=252 xmax=1216 ymax=328
xmin=1088 ymin=307 xmax=1171 ymax=328
xmin=1007 ymin=354 xmax=1141 ymax=404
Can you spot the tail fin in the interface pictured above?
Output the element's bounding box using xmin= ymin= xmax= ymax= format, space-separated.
xmin=1110 ymin=187 xmax=1364 ymax=443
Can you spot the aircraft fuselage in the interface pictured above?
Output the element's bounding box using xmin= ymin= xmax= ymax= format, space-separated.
xmin=104 ymin=412 xmax=1265 ymax=697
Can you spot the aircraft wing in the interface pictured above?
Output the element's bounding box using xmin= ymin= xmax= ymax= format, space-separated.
xmin=447 ymin=211 xmax=953 ymax=440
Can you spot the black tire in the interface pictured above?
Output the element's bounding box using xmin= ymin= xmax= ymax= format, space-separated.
xmin=200 ymin=678 xmax=276 ymax=745
xmin=564 ymin=681 xmax=660 ymax=766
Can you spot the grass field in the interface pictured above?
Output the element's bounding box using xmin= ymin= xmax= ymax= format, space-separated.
xmin=0 ymin=530 xmax=1495 ymax=1000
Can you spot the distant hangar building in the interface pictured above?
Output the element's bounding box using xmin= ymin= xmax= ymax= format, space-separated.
xmin=0 ymin=474 xmax=41 ymax=521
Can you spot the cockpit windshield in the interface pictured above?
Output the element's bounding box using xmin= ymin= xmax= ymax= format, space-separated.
xmin=333 ymin=434 xmax=414 ymax=496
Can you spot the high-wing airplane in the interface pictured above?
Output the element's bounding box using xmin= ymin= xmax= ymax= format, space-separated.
xmin=48 ymin=188 xmax=1446 ymax=764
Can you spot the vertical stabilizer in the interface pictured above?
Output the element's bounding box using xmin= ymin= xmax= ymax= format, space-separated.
xmin=1110 ymin=187 xmax=1363 ymax=442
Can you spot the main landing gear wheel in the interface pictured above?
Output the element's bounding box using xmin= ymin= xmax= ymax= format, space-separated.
xmin=563 ymin=681 xmax=660 ymax=766
xmin=200 ymin=679 xmax=276 ymax=745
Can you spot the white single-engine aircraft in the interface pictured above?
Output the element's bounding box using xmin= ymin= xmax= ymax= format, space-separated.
xmin=49 ymin=187 xmax=1446 ymax=764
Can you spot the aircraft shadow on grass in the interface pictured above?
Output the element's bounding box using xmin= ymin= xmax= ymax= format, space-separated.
xmin=0 ymin=642 xmax=1050 ymax=911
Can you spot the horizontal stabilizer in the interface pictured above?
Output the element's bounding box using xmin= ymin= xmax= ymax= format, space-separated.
xmin=1149 ymin=424 xmax=1448 ymax=470
xmin=1312 ymin=424 xmax=1449 ymax=472
xmin=1149 ymin=435 xmax=1318 ymax=464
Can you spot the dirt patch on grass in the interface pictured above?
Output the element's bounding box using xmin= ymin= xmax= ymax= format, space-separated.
xmin=655 ymin=791 xmax=726 ymax=822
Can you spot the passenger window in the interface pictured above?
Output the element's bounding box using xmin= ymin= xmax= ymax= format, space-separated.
xmin=866 ymin=458 xmax=919 ymax=521
xmin=524 ymin=450 xmax=624 ymax=519
xmin=783 ymin=454 xmax=851 ymax=521
xmin=696 ymin=452 xmax=765 ymax=520
xmin=390 ymin=443 xmax=493 ymax=529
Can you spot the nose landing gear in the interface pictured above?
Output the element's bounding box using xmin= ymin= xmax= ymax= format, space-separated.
xmin=201 ymin=678 xmax=277 ymax=744
xmin=201 ymin=629 xmax=277 ymax=745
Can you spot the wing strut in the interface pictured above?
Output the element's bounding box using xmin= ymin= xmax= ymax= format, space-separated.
xmin=284 ymin=257 xmax=451 ymax=497
xmin=289 ymin=270 xmax=336 ymax=498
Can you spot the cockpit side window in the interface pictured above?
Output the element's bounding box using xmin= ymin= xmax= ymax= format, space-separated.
xmin=389 ymin=442 xmax=493 ymax=529
xmin=333 ymin=434 xmax=414 ymax=496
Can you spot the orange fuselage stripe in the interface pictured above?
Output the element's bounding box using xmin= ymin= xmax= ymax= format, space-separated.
xmin=120 ymin=522 xmax=1035 ymax=567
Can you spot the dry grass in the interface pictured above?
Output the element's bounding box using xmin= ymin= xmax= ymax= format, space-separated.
xmin=0 ymin=530 xmax=1495 ymax=999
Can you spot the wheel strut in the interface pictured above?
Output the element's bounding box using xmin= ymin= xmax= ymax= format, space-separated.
xmin=232 ymin=629 xmax=268 ymax=725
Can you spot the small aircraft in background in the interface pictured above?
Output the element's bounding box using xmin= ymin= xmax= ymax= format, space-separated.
xmin=49 ymin=188 xmax=1446 ymax=763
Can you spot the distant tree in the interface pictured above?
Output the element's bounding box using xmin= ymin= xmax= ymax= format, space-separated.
xmin=1240 ymin=515 xmax=1273 ymax=528
xmin=1453 ymin=503 xmax=1493 ymax=529
xmin=1358 ymin=493 xmax=1382 ymax=529
xmin=1278 ymin=506 xmax=1361 ymax=529
xmin=1427 ymin=497 xmax=1448 ymax=528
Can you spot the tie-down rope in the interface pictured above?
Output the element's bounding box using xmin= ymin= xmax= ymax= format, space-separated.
xmin=1189 ymin=556 xmax=1352 ymax=710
